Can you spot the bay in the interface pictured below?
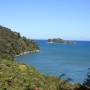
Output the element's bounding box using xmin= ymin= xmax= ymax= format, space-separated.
xmin=16 ymin=40 xmax=90 ymax=83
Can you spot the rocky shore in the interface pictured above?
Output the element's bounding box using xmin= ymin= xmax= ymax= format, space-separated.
xmin=16 ymin=50 xmax=40 ymax=57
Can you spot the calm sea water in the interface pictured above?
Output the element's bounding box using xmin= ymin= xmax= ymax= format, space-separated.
xmin=16 ymin=40 xmax=90 ymax=83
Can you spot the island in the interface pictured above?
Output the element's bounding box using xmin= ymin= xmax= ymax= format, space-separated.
xmin=48 ymin=38 xmax=76 ymax=44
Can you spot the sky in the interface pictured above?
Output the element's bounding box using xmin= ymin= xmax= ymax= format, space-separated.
xmin=0 ymin=0 xmax=90 ymax=40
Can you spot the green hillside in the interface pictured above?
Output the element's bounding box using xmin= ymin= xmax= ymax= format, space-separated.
xmin=0 ymin=59 xmax=80 ymax=90
xmin=0 ymin=26 xmax=39 ymax=60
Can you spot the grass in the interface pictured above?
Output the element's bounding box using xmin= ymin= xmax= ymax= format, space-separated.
xmin=0 ymin=59 xmax=80 ymax=90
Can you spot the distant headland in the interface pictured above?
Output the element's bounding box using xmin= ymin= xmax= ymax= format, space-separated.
xmin=48 ymin=38 xmax=76 ymax=44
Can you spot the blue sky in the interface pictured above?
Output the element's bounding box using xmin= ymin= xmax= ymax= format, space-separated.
xmin=0 ymin=0 xmax=90 ymax=40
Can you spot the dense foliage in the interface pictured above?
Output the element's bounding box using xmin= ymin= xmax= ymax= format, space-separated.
xmin=82 ymin=69 xmax=90 ymax=90
xmin=0 ymin=26 xmax=39 ymax=60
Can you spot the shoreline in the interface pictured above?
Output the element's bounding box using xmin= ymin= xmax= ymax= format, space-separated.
xmin=16 ymin=50 xmax=40 ymax=57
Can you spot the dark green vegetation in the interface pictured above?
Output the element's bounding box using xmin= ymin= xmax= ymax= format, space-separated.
xmin=0 ymin=25 xmax=39 ymax=60
xmin=48 ymin=38 xmax=75 ymax=44
xmin=0 ymin=26 xmax=90 ymax=90
xmin=83 ymin=69 xmax=90 ymax=90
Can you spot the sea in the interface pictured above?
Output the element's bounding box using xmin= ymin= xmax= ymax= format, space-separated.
xmin=16 ymin=40 xmax=90 ymax=83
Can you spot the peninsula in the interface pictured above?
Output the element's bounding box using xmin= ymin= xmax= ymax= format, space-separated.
xmin=0 ymin=25 xmax=39 ymax=60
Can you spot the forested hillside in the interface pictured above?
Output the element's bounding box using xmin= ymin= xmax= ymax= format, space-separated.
xmin=0 ymin=26 xmax=39 ymax=60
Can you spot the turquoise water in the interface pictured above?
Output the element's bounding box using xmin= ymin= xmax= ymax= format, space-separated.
xmin=16 ymin=40 xmax=90 ymax=83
